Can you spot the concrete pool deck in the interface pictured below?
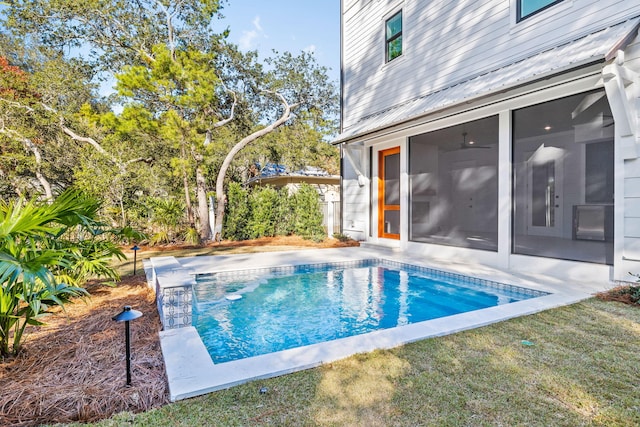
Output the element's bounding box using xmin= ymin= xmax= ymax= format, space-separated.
xmin=152 ymin=247 xmax=614 ymax=402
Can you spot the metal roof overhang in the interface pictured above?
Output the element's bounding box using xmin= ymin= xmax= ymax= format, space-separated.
xmin=334 ymin=17 xmax=640 ymax=146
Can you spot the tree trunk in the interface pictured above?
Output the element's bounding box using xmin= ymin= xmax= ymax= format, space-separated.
xmin=180 ymin=142 xmax=194 ymax=225
xmin=23 ymin=138 xmax=53 ymax=201
xmin=119 ymin=196 xmax=126 ymax=227
xmin=214 ymin=192 xmax=225 ymax=242
xmin=196 ymin=165 xmax=211 ymax=240
xmin=213 ymin=93 xmax=295 ymax=240
xmin=183 ymin=172 xmax=193 ymax=224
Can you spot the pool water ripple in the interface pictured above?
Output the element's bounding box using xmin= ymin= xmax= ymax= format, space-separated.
xmin=193 ymin=260 xmax=547 ymax=363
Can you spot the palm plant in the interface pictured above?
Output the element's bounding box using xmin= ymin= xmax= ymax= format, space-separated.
xmin=147 ymin=197 xmax=185 ymax=244
xmin=0 ymin=190 xmax=125 ymax=356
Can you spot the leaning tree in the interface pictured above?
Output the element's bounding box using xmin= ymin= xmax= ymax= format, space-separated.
xmin=2 ymin=0 xmax=339 ymax=240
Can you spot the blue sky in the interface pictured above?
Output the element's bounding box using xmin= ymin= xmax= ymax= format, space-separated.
xmin=0 ymin=2 xmax=341 ymax=92
xmin=216 ymin=1 xmax=340 ymax=81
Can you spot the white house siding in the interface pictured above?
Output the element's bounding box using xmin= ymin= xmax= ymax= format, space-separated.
xmin=342 ymin=150 xmax=369 ymax=240
xmin=620 ymin=38 xmax=640 ymax=279
xmin=342 ymin=0 xmax=640 ymax=132
xmin=340 ymin=0 xmax=640 ymax=283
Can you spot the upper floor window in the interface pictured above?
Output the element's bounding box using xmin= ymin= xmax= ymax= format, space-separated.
xmin=518 ymin=0 xmax=564 ymax=21
xmin=385 ymin=10 xmax=402 ymax=62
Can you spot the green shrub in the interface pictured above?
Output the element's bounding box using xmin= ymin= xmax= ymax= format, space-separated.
xmin=224 ymin=183 xmax=250 ymax=241
xmin=183 ymin=227 xmax=201 ymax=245
xmin=291 ymin=183 xmax=325 ymax=240
xmin=332 ymin=232 xmax=353 ymax=243
xmin=247 ymin=186 xmax=281 ymax=238
xmin=117 ymin=226 xmax=148 ymax=245
xmin=224 ymin=183 xmax=326 ymax=242
xmin=146 ymin=197 xmax=185 ymax=243
xmin=275 ymin=187 xmax=294 ymax=236
xmin=0 ymin=189 xmax=125 ymax=356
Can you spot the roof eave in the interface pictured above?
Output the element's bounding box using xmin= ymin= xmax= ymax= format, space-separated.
xmin=333 ymin=58 xmax=605 ymax=146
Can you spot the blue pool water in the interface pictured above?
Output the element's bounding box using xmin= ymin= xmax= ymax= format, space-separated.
xmin=193 ymin=259 xmax=547 ymax=364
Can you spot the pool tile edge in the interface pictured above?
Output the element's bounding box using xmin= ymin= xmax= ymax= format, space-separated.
xmin=160 ymin=291 xmax=591 ymax=402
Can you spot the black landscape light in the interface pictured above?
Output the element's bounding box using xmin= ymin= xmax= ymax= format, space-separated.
xmin=112 ymin=306 xmax=143 ymax=386
xmin=131 ymin=245 xmax=140 ymax=275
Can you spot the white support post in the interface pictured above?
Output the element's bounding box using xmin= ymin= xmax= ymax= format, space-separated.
xmin=602 ymin=52 xmax=639 ymax=160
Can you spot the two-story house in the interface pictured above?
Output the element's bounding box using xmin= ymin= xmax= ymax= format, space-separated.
xmin=337 ymin=0 xmax=640 ymax=283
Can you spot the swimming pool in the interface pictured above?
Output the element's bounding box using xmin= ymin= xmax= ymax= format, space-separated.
xmin=193 ymin=259 xmax=548 ymax=363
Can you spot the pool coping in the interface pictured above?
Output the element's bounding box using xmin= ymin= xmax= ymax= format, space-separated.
xmin=153 ymin=247 xmax=610 ymax=402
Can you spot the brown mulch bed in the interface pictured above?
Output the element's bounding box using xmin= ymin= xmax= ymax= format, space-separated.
xmin=0 ymin=275 xmax=167 ymax=427
xmin=148 ymin=235 xmax=361 ymax=252
xmin=595 ymin=283 xmax=640 ymax=306
xmin=0 ymin=236 xmax=359 ymax=427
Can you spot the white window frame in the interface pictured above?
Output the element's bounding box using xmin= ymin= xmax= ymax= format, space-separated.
xmin=509 ymin=0 xmax=573 ymax=33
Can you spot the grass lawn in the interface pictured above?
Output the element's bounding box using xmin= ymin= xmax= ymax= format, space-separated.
xmin=56 ymin=297 xmax=640 ymax=426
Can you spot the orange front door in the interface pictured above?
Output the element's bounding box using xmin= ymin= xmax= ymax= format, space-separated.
xmin=378 ymin=147 xmax=400 ymax=239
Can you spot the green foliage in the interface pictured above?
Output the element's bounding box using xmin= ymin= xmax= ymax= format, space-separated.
xmin=146 ymin=197 xmax=185 ymax=244
xmin=223 ymin=183 xmax=325 ymax=242
xmin=118 ymin=226 xmax=148 ymax=245
xmin=625 ymin=286 xmax=640 ymax=303
xmin=223 ymin=182 xmax=249 ymax=241
xmin=0 ymin=1 xmax=340 ymax=244
xmin=149 ymin=230 xmax=170 ymax=246
xmin=274 ymin=187 xmax=294 ymax=236
xmin=0 ymin=189 xmax=126 ymax=356
xmin=614 ymin=273 xmax=640 ymax=304
xmin=2 ymin=0 xmax=226 ymax=72
xmin=224 ymin=182 xmax=249 ymax=240
xmin=183 ymin=227 xmax=201 ymax=245
xmin=247 ymin=186 xmax=281 ymax=239
xmin=291 ymin=183 xmax=325 ymax=240
xmin=332 ymin=232 xmax=354 ymax=243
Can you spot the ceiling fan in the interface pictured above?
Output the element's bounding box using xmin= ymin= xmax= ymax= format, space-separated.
xmin=603 ymin=114 xmax=614 ymax=128
xmin=460 ymin=132 xmax=491 ymax=149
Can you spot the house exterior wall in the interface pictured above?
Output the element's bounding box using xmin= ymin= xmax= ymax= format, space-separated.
xmin=619 ymin=38 xmax=640 ymax=278
xmin=342 ymin=0 xmax=640 ymax=131
xmin=342 ymin=148 xmax=369 ymax=240
xmin=340 ymin=0 xmax=640 ymax=282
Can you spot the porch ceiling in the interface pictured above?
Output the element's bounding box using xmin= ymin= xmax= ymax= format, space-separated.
xmin=335 ymin=17 xmax=640 ymax=145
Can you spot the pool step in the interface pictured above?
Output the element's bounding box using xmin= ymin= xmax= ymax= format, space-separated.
xmin=149 ymin=256 xmax=196 ymax=330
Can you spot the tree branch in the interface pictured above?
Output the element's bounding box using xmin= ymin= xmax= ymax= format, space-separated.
xmin=39 ymin=103 xmax=153 ymax=174
xmin=203 ymin=86 xmax=237 ymax=146
xmin=212 ymin=90 xmax=237 ymax=129
xmin=0 ymin=97 xmax=35 ymax=113
xmin=213 ymin=91 xmax=297 ymax=239
xmin=0 ymin=128 xmax=53 ymax=200
xmin=124 ymin=157 xmax=154 ymax=167
xmin=154 ymin=0 xmax=176 ymax=60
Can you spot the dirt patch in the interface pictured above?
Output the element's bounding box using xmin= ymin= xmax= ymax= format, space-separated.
xmin=0 ymin=236 xmax=358 ymax=427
